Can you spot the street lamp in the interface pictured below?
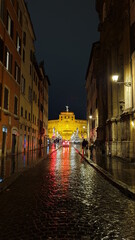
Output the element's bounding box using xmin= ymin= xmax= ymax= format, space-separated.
xmin=112 ymin=74 xmax=131 ymax=87
xmin=112 ymin=74 xmax=119 ymax=82
xmin=89 ymin=115 xmax=96 ymax=120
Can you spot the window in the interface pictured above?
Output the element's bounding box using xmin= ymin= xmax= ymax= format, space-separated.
xmin=23 ymin=32 xmax=26 ymax=46
xmin=7 ymin=12 xmax=14 ymax=39
xmin=28 ymin=86 xmax=32 ymax=102
xmin=30 ymin=64 xmax=32 ymax=75
xmin=25 ymin=110 xmax=27 ymax=119
xmin=21 ymin=75 xmax=25 ymax=94
xmin=0 ymin=0 xmax=4 ymax=21
xmin=0 ymin=37 xmax=4 ymax=62
xmin=23 ymin=49 xmax=25 ymax=62
xmin=14 ymin=62 xmax=20 ymax=84
xmin=14 ymin=96 xmax=18 ymax=115
xmin=4 ymin=87 xmax=9 ymax=110
xmin=21 ymin=106 xmax=23 ymax=117
xmin=16 ymin=33 xmax=21 ymax=54
xmin=17 ymin=2 xmax=22 ymax=25
xmin=41 ymin=104 xmax=43 ymax=113
xmin=29 ymin=113 xmax=31 ymax=121
xmin=5 ymin=47 xmax=12 ymax=73
xmin=33 ymin=91 xmax=35 ymax=101
xmin=30 ymin=50 xmax=33 ymax=62
xmin=35 ymin=94 xmax=37 ymax=103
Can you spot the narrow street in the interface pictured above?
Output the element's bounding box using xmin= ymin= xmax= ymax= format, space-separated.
xmin=0 ymin=144 xmax=135 ymax=240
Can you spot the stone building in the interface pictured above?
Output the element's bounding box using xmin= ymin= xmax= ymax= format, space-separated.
xmin=94 ymin=0 xmax=135 ymax=159
xmin=86 ymin=42 xmax=100 ymax=144
xmin=38 ymin=62 xmax=50 ymax=148
xmin=0 ymin=0 xmax=50 ymax=156
xmin=18 ymin=0 xmax=36 ymax=153
xmin=0 ymin=0 xmax=22 ymax=156
xmin=48 ymin=107 xmax=87 ymax=141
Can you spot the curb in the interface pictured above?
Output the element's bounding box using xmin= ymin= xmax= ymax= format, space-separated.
xmin=75 ymin=148 xmax=135 ymax=200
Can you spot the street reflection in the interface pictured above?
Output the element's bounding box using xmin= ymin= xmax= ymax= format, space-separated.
xmin=0 ymin=148 xmax=47 ymax=187
xmin=61 ymin=147 xmax=70 ymax=192
xmin=49 ymin=146 xmax=71 ymax=194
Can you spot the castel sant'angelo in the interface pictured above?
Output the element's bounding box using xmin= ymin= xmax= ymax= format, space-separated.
xmin=48 ymin=107 xmax=87 ymax=141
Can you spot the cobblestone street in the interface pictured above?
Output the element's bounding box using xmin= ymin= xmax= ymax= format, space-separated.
xmin=0 ymin=145 xmax=135 ymax=240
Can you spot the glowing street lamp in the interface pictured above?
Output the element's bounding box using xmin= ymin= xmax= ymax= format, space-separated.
xmin=112 ymin=74 xmax=119 ymax=82
xmin=112 ymin=74 xmax=131 ymax=87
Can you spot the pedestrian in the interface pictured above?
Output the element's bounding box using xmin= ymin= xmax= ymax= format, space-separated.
xmin=90 ymin=144 xmax=93 ymax=159
xmin=82 ymin=139 xmax=86 ymax=155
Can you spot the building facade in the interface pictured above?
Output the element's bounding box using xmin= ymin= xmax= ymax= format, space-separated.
xmin=38 ymin=62 xmax=50 ymax=148
xmin=18 ymin=0 xmax=36 ymax=153
xmin=0 ymin=0 xmax=50 ymax=157
xmin=48 ymin=108 xmax=87 ymax=141
xmin=86 ymin=42 xmax=100 ymax=144
xmin=0 ymin=0 xmax=21 ymax=156
xmin=90 ymin=0 xmax=135 ymax=160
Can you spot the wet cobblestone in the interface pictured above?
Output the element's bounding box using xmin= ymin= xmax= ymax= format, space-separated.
xmin=0 ymin=145 xmax=135 ymax=239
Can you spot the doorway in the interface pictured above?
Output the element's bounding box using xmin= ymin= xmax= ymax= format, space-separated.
xmin=12 ymin=134 xmax=16 ymax=154
xmin=2 ymin=132 xmax=7 ymax=155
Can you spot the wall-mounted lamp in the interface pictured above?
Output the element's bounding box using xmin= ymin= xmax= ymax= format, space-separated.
xmin=131 ymin=120 xmax=134 ymax=128
xmin=89 ymin=115 xmax=96 ymax=120
xmin=112 ymin=74 xmax=119 ymax=82
xmin=112 ymin=74 xmax=131 ymax=87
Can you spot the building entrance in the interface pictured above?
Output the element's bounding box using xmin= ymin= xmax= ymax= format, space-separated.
xmin=12 ymin=134 xmax=16 ymax=154
xmin=2 ymin=127 xmax=7 ymax=155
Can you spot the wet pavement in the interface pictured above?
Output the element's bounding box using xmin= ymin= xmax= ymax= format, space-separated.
xmin=74 ymin=144 xmax=135 ymax=199
xmin=0 ymin=144 xmax=59 ymax=192
xmin=0 ymin=144 xmax=135 ymax=239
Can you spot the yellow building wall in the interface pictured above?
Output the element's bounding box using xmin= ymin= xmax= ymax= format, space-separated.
xmin=48 ymin=111 xmax=87 ymax=140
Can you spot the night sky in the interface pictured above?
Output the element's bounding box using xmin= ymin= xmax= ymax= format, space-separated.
xmin=27 ymin=0 xmax=99 ymax=120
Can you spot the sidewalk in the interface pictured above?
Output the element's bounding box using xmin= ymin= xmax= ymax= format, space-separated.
xmin=0 ymin=144 xmax=60 ymax=193
xmin=75 ymin=146 xmax=135 ymax=200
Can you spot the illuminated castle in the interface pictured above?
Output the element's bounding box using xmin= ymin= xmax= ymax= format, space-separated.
xmin=48 ymin=106 xmax=87 ymax=141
